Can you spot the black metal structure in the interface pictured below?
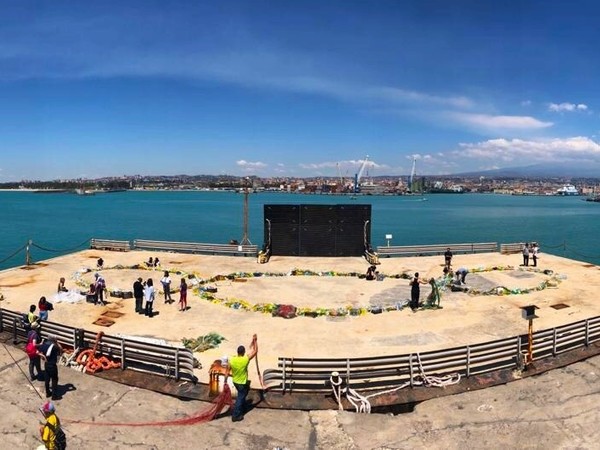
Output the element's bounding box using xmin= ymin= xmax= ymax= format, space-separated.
xmin=264 ymin=204 xmax=371 ymax=256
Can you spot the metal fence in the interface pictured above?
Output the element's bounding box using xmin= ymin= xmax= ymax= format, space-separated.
xmin=0 ymin=308 xmax=197 ymax=383
xmin=264 ymin=315 xmax=600 ymax=393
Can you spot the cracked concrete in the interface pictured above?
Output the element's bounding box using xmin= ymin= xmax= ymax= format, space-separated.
xmin=1 ymin=343 xmax=598 ymax=449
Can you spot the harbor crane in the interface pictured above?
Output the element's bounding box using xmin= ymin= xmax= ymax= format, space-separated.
xmin=409 ymin=156 xmax=417 ymax=192
xmin=354 ymin=155 xmax=369 ymax=193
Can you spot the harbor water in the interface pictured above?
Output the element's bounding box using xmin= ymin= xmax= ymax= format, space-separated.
xmin=1 ymin=191 xmax=598 ymax=270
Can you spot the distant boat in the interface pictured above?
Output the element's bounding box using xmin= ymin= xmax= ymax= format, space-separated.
xmin=556 ymin=185 xmax=579 ymax=196
xmin=74 ymin=188 xmax=95 ymax=196
xmin=584 ymin=194 xmax=600 ymax=202
xmin=33 ymin=189 xmax=69 ymax=194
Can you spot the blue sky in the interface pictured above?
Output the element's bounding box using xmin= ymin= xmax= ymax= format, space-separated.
xmin=2 ymin=0 xmax=600 ymax=181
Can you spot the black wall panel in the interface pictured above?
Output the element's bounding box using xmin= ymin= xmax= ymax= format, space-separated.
xmin=264 ymin=204 xmax=371 ymax=256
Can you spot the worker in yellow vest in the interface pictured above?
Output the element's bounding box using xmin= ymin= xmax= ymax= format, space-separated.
xmin=229 ymin=334 xmax=258 ymax=422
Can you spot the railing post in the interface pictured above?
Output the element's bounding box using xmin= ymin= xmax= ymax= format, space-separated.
xmin=282 ymin=358 xmax=286 ymax=394
xmin=552 ymin=328 xmax=557 ymax=356
xmin=121 ymin=339 xmax=126 ymax=371
xmin=72 ymin=329 xmax=77 ymax=349
xmin=409 ymin=354 xmax=414 ymax=388
xmin=175 ymin=348 xmax=180 ymax=380
xmin=346 ymin=358 xmax=351 ymax=387
xmin=466 ymin=346 xmax=471 ymax=378
xmin=585 ymin=319 xmax=590 ymax=346
xmin=0 ymin=309 xmax=3 ymax=333
xmin=12 ymin=317 xmax=18 ymax=344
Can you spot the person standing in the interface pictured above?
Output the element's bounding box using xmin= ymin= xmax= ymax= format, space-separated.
xmin=26 ymin=330 xmax=42 ymax=381
xmin=444 ymin=248 xmax=453 ymax=270
xmin=522 ymin=243 xmax=530 ymax=267
xmin=94 ymin=273 xmax=106 ymax=305
xmin=161 ymin=271 xmax=173 ymax=304
xmin=38 ymin=335 xmax=62 ymax=400
xmin=144 ymin=278 xmax=155 ymax=317
xmin=531 ymin=243 xmax=539 ymax=267
xmin=28 ymin=304 xmax=39 ymax=327
xmin=229 ymin=334 xmax=258 ymax=422
xmin=133 ymin=277 xmax=144 ymax=314
xmin=40 ymin=401 xmax=65 ymax=450
xmin=38 ymin=296 xmax=52 ymax=321
xmin=178 ymin=278 xmax=188 ymax=312
xmin=409 ymin=273 xmax=427 ymax=311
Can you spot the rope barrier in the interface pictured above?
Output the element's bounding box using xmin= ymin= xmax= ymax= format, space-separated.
xmin=538 ymin=241 xmax=566 ymax=250
xmin=565 ymin=247 xmax=600 ymax=260
xmin=30 ymin=237 xmax=92 ymax=254
xmin=0 ymin=243 xmax=28 ymax=265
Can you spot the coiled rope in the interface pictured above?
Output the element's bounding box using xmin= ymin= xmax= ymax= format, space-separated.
xmin=330 ymin=353 xmax=462 ymax=414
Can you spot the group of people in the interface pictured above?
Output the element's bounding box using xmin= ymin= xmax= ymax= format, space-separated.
xmin=132 ymin=271 xmax=188 ymax=317
xmin=145 ymin=257 xmax=161 ymax=268
xmin=26 ymin=327 xmax=66 ymax=448
xmin=26 ymin=297 xmax=54 ymax=330
xmin=407 ymin=248 xmax=471 ymax=311
xmin=25 ymin=326 xmax=63 ymax=400
xmin=522 ymin=242 xmax=539 ymax=267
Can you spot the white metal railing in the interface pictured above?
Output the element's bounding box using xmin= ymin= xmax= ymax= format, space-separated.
xmin=265 ymin=315 xmax=600 ymax=393
xmin=0 ymin=308 xmax=197 ymax=383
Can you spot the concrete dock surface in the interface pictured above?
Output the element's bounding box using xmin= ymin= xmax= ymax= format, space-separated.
xmin=0 ymin=344 xmax=598 ymax=449
xmin=1 ymin=249 xmax=599 ymax=448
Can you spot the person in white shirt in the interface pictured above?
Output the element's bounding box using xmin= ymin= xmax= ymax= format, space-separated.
xmin=144 ymin=278 xmax=155 ymax=317
xmin=160 ymin=271 xmax=173 ymax=304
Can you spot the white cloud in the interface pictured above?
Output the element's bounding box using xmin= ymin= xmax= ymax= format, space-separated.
xmin=236 ymin=160 xmax=267 ymax=170
xmin=447 ymin=112 xmax=553 ymax=131
xmin=548 ymin=102 xmax=588 ymax=112
xmin=520 ymin=100 xmax=532 ymax=107
xmin=456 ymin=136 xmax=600 ymax=163
xmin=299 ymin=158 xmax=388 ymax=173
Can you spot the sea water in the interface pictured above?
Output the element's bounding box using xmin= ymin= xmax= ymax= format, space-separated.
xmin=1 ymin=191 xmax=598 ymax=270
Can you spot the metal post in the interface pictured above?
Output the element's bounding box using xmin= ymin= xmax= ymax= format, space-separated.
xmin=585 ymin=319 xmax=590 ymax=346
xmin=121 ymin=339 xmax=126 ymax=371
xmin=346 ymin=358 xmax=351 ymax=387
xmin=409 ymin=354 xmax=414 ymax=388
xmin=466 ymin=346 xmax=471 ymax=378
xmin=26 ymin=239 xmax=32 ymax=266
xmin=240 ymin=178 xmax=252 ymax=245
xmin=552 ymin=328 xmax=557 ymax=356
xmin=0 ymin=309 xmax=3 ymax=333
xmin=527 ymin=318 xmax=534 ymax=363
xmin=12 ymin=317 xmax=18 ymax=344
xmin=282 ymin=358 xmax=287 ymax=394
xmin=175 ymin=348 xmax=180 ymax=381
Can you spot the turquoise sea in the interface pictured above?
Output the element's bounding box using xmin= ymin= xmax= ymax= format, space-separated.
xmin=1 ymin=191 xmax=599 ymax=270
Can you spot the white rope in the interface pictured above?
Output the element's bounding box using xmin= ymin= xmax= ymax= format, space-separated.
xmin=329 ymin=372 xmax=344 ymax=411
xmin=333 ymin=352 xmax=462 ymax=414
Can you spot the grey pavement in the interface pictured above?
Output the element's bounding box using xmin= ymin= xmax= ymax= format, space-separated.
xmin=1 ymin=342 xmax=598 ymax=450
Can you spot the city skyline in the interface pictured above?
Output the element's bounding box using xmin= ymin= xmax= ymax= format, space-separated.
xmin=2 ymin=1 xmax=600 ymax=182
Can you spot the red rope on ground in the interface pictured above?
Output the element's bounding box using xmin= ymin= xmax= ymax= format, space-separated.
xmin=66 ymin=384 xmax=232 ymax=427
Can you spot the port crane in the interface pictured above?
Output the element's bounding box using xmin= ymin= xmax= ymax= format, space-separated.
xmin=354 ymin=155 xmax=369 ymax=193
xmin=409 ymin=156 xmax=417 ymax=192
